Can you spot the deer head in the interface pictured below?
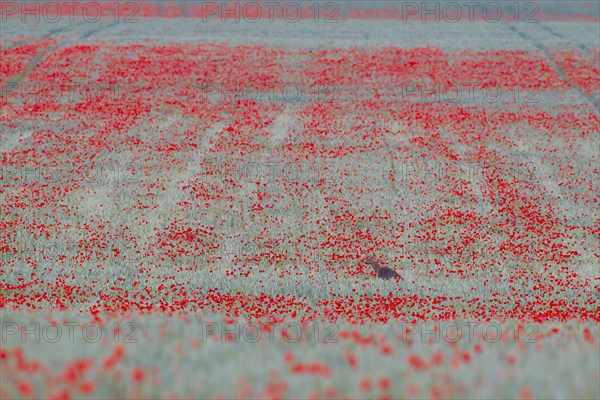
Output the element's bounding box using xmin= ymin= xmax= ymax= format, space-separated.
xmin=364 ymin=253 xmax=381 ymax=272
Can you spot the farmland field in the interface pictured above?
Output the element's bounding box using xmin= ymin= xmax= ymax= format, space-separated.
xmin=1 ymin=1 xmax=599 ymax=399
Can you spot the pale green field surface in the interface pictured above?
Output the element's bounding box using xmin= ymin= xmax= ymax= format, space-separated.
xmin=1 ymin=311 xmax=599 ymax=400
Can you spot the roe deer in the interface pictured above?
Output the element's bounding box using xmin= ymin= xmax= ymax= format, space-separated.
xmin=364 ymin=253 xmax=400 ymax=280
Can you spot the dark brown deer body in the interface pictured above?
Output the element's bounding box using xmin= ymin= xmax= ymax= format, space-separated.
xmin=364 ymin=253 xmax=400 ymax=280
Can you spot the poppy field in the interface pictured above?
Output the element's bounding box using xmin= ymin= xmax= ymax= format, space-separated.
xmin=1 ymin=1 xmax=599 ymax=399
